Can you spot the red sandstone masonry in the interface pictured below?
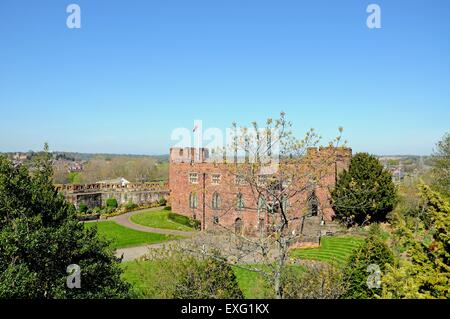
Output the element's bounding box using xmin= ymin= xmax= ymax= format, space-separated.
xmin=169 ymin=147 xmax=352 ymax=235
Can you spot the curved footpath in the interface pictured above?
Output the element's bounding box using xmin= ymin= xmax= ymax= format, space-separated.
xmin=90 ymin=206 xmax=197 ymax=261
xmin=111 ymin=207 xmax=196 ymax=237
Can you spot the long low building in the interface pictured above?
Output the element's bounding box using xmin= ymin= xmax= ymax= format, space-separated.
xmin=56 ymin=181 xmax=169 ymax=209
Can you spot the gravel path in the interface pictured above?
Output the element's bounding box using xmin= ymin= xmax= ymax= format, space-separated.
xmin=116 ymin=241 xmax=179 ymax=262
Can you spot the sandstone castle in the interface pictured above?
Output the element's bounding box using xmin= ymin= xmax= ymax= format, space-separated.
xmin=169 ymin=146 xmax=352 ymax=243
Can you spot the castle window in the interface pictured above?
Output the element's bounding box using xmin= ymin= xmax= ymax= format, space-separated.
xmin=258 ymin=218 xmax=265 ymax=237
xmin=213 ymin=216 xmax=219 ymax=224
xmin=211 ymin=174 xmax=221 ymax=185
xmin=235 ymin=174 xmax=245 ymax=185
xmin=236 ymin=193 xmax=245 ymax=211
xmin=189 ymin=192 xmax=198 ymax=209
xmin=235 ymin=218 xmax=243 ymax=235
xmin=257 ymin=196 xmax=266 ymax=216
xmin=257 ymin=175 xmax=268 ymax=185
xmin=212 ymin=192 xmax=221 ymax=210
xmin=308 ymin=191 xmax=319 ymax=216
xmin=189 ymin=173 xmax=199 ymax=184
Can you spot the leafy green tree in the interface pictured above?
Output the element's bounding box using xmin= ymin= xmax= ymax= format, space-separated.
xmin=342 ymin=225 xmax=394 ymax=299
xmin=0 ymin=145 xmax=130 ymax=298
xmin=106 ymin=198 xmax=118 ymax=208
xmin=382 ymin=184 xmax=450 ymax=298
xmin=136 ymin=244 xmax=243 ymax=299
xmin=430 ymin=133 xmax=450 ymax=198
xmin=332 ymin=153 xmax=397 ymax=226
xmin=67 ymin=172 xmax=82 ymax=184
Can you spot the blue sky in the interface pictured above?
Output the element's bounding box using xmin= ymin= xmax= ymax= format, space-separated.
xmin=0 ymin=0 xmax=449 ymax=155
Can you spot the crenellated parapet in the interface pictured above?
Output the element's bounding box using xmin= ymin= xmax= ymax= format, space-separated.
xmin=55 ymin=181 xmax=169 ymax=194
xmin=55 ymin=181 xmax=170 ymax=209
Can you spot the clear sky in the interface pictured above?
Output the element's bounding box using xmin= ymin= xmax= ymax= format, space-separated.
xmin=0 ymin=0 xmax=449 ymax=155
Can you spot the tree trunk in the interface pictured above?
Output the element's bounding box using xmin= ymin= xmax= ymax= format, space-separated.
xmin=274 ymin=234 xmax=287 ymax=299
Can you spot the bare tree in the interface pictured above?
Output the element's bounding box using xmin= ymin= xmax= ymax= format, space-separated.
xmin=186 ymin=112 xmax=347 ymax=299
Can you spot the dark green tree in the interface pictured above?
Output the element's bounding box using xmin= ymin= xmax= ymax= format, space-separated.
xmin=331 ymin=153 xmax=397 ymax=226
xmin=342 ymin=225 xmax=394 ymax=299
xmin=0 ymin=145 xmax=131 ymax=298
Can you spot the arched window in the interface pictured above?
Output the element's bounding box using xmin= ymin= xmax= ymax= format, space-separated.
xmin=212 ymin=192 xmax=221 ymax=210
xmin=257 ymin=196 xmax=266 ymax=210
xmin=235 ymin=218 xmax=243 ymax=234
xmin=308 ymin=191 xmax=319 ymax=216
xmin=258 ymin=218 xmax=265 ymax=237
xmin=236 ymin=193 xmax=245 ymax=210
xmin=189 ymin=192 xmax=198 ymax=209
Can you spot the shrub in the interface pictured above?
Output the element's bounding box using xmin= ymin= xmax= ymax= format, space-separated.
xmin=342 ymin=224 xmax=394 ymax=299
xmin=382 ymin=184 xmax=450 ymax=298
xmin=125 ymin=201 xmax=138 ymax=211
xmin=106 ymin=198 xmax=118 ymax=208
xmin=137 ymin=245 xmax=243 ymax=299
xmin=158 ymin=197 xmax=167 ymax=206
xmin=283 ymin=264 xmax=346 ymax=299
xmin=105 ymin=206 xmax=116 ymax=214
xmin=168 ymin=212 xmax=201 ymax=230
xmin=78 ymin=203 xmax=88 ymax=214
xmin=92 ymin=206 xmax=103 ymax=214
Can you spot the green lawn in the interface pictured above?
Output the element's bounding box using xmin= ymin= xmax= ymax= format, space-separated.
xmin=121 ymin=260 xmax=158 ymax=296
xmin=290 ymin=236 xmax=364 ymax=266
xmin=130 ymin=209 xmax=195 ymax=232
xmin=121 ymin=261 xmax=302 ymax=299
xmin=85 ymin=221 xmax=176 ymax=249
xmin=232 ymin=265 xmax=270 ymax=299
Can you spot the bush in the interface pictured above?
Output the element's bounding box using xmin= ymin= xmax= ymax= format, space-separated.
xmin=163 ymin=206 xmax=172 ymax=211
xmin=78 ymin=203 xmax=88 ymax=214
xmin=92 ymin=206 xmax=103 ymax=214
xmin=190 ymin=219 xmax=201 ymax=230
xmin=382 ymin=185 xmax=450 ymax=299
xmin=283 ymin=264 xmax=346 ymax=299
xmin=76 ymin=212 xmax=100 ymax=221
xmin=158 ymin=197 xmax=167 ymax=206
xmin=106 ymin=198 xmax=118 ymax=208
xmin=105 ymin=206 xmax=116 ymax=214
xmin=342 ymin=224 xmax=394 ymax=299
xmin=137 ymin=245 xmax=243 ymax=299
xmin=168 ymin=212 xmax=201 ymax=230
xmin=125 ymin=201 xmax=138 ymax=211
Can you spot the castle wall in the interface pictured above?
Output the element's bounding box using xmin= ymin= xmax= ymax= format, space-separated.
xmin=56 ymin=182 xmax=169 ymax=209
xmin=169 ymin=147 xmax=352 ymax=239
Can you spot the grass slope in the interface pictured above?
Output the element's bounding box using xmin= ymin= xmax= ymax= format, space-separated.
xmin=85 ymin=221 xmax=175 ymax=249
xmin=121 ymin=261 xmax=303 ymax=299
xmin=130 ymin=209 xmax=194 ymax=232
xmin=290 ymin=236 xmax=364 ymax=266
